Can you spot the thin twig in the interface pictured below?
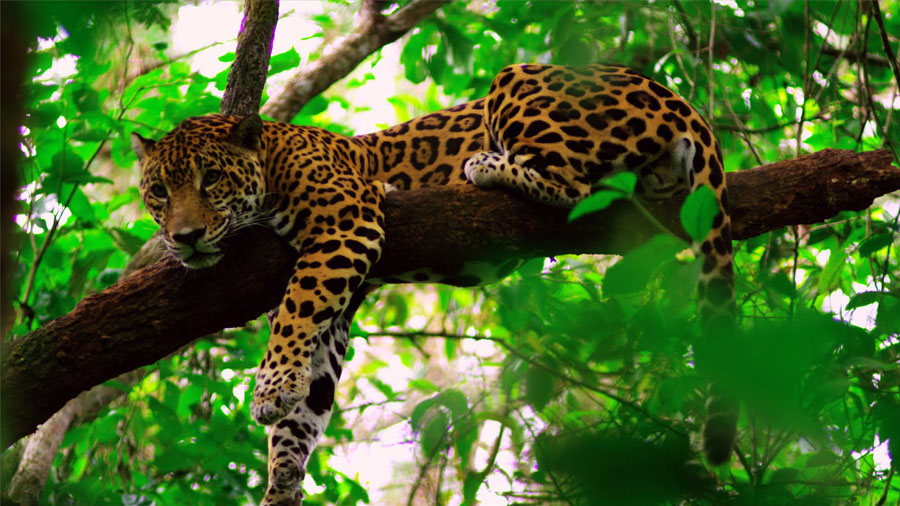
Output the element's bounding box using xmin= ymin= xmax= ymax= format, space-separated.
xmin=869 ymin=0 xmax=900 ymax=92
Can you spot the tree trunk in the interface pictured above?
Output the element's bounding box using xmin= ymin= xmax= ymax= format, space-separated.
xmin=1 ymin=148 xmax=898 ymax=448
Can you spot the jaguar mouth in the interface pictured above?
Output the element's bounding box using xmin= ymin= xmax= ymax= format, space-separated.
xmin=180 ymin=250 xmax=225 ymax=269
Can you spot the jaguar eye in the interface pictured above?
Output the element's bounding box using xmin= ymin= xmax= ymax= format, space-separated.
xmin=149 ymin=184 xmax=167 ymax=199
xmin=203 ymin=170 xmax=223 ymax=186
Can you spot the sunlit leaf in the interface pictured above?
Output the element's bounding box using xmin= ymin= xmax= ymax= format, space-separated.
xmin=568 ymin=190 xmax=627 ymax=221
xmin=268 ymin=48 xmax=301 ymax=76
xmin=680 ymin=185 xmax=719 ymax=242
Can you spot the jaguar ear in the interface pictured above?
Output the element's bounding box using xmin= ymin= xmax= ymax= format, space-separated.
xmin=228 ymin=114 xmax=262 ymax=152
xmin=131 ymin=132 xmax=155 ymax=163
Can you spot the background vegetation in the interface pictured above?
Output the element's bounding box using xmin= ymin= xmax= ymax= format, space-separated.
xmin=3 ymin=1 xmax=898 ymax=505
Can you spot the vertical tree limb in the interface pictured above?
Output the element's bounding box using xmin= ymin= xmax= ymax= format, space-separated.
xmin=221 ymin=0 xmax=279 ymax=116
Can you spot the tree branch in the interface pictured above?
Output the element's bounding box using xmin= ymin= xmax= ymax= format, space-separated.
xmin=261 ymin=0 xmax=449 ymax=122
xmin=1 ymin=148 xmax=897 ymax=448
xmin=220 ymin=0 xmax=279 ymax=116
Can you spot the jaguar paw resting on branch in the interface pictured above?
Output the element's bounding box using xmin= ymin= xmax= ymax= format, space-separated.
xmin=131 ymin=64 xmax=736 ymax=504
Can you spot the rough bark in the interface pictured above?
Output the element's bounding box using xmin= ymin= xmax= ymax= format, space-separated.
xmin=220 ymin=0 xmax=279 ymax=116
xmin=261 ymin=0 xmax=450 ymax=121
xmin=6 ymin=400 xmax=76 ymax=505
xmin=2 ymin=148 xmax=898 ymax=448
xmin=1 ymin=1 xmax=27 ymax=336
xmin=3 ymin=241 xmax=163 ymax=503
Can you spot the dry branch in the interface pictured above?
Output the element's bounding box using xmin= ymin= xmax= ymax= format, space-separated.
xmin=261 ymin=0 xmax=450 ymax=121
xmin=2 ymin=148 xmax=898 ymax=448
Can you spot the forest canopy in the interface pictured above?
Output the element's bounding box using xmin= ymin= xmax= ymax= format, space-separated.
xmin=2 ymin=1 xmax=899 ymax=505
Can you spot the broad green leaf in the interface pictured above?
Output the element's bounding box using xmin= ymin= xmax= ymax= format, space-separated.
xmin=69 ymin=248 xmax=113 ymax=295
xmin=846 ymin=291 xmax=881 ymax=310
xmin=367 ymin=377 xmax=397 ymax=400
xmin=456 ymin=419 xmax=479 ymax=463
xmin=462 ymin=473 xmax=483 ymax=505
xmin=408 ymin=378 xmax=439 ymax=393
xmin=525 ymin=364 xmax=556 ymax=411
xmin=516 ymin=257 xmax=544 ymax=277
xmin=680 ymin=185 xmax=719 ymax=242
xmin=421 ymin=410 xmax=450 ymax=457
xmin=298 ymin=95 xmax=329 ymax=117
xmin=437 ymin=389 xmax=468 ymax=419
xmin=817 ymin=249 xmax=848 ymax=294
xmin=857 ymin=232 xmax=893 ymax=257
xmin=604 ymin=234 xmax=687 ymax=294
xmin=66 ymin=187 xmax=99 ymax=222
xmin=602 ymin=171 xmax=638 ymax=193
xmin=108 ymin=228 xmax=147 ymax=256
xmin=876 ymin=295 xmax=900 ymax=333
xmin=568 ymin=190 xmax=628 ymax=221
xmin=268 ymin=48 xmax=301 ymax=76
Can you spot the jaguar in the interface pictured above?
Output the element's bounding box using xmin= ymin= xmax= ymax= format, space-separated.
xmin=132 ymin=63 xmax=735 ymax=505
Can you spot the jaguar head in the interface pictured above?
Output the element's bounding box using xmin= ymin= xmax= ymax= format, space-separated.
xmin=131 ymin=114 xmax=266 ymax=268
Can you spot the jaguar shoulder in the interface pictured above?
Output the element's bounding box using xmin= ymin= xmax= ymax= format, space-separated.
xmin=132 ymin=63 xmax=735 ymax=505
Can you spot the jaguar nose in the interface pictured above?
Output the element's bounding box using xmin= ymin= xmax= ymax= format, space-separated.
xmin=172 ymin=227 xmax=206 ymax=247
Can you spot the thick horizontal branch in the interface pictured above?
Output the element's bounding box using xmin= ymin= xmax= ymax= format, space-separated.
xmin=2 ymin=148 xmax=897 ymax=447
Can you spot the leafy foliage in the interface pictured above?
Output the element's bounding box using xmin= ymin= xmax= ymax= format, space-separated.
xmin=4 ymin=1 xmax=899 ymax=505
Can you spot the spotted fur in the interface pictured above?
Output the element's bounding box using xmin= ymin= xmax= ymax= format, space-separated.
xmin=132 ymin=63 xmax=735 ymax=504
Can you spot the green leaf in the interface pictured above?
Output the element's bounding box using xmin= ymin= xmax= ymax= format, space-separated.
xmin=604 ymin=234 xmax=687 ymax=294
xmin=845 ymin=291 xmax=881 ymax=310
xmin=602 ymin=172 xmax=638 ymax=193
xmin=516 ymin=257 xmax=544 ymax=277
xmin=876 ymin=295 xmax=900 ymax=333
xmin=857 ymin=232 xmax=893 ymax=257
xmin=298 ymin=95 xmax=329 ymax=117
xmin=817 ymin=249 xmax=848 ymax=294
xmin=525 ymin=364 xmax=556 ymax=411
xmin=66 ymin=187 xmax=98 ymax=222
xmin=44 ymin=149 xmax=85 ymax=178
xmin=108 ymin=227 xmax=148 ymax=256
xmin=408 ymin=378 xmax=439 ymax=393
xmin=680 ymin=185 xmax=719 ymax=242
xmin=437 ymin=389 xmax=469 ymax=419
xmin=268 ymin=48 xmax=301 ymax=76
xmin=568 ymin=173 xmax=638 ymax=221
xmin=568 ymin=190 xmax=628 ymax=221
xmin=368 ymin=377 xmax=397 ymax=400
xmin=69 ymin=248 xmax=114 ymax=295
xmin=421 ymin=410 xmax=450 ymax=457
xmin=462 ymin=473 xmax=483 ymax=505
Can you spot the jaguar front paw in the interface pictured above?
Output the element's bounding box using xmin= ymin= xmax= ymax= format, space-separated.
xmin=463 ymin=151 xmax=506 ymax=187
xmin=251 ymin=365 xmax=312 ymax=425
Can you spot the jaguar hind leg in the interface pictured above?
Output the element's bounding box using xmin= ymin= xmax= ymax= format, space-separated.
xmin=464 ymin=150 xmax=591 ymax=207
